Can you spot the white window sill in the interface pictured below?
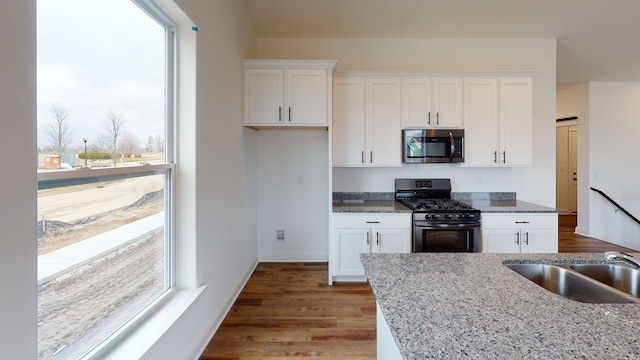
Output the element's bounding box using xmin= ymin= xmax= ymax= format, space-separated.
xmin=87 ymin=286 xmax=206 ymax=360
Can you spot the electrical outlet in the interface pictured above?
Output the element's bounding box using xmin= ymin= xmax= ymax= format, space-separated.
xmin=276 ymin=229 xmax=285 ymax=241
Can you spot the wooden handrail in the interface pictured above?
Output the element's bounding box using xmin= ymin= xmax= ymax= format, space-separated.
xmin=590 ymin=187 xmax=640 ymax=226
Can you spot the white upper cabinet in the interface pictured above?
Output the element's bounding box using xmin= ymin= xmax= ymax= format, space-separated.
xmin=242 ymin=60 xmax=336 ymax=128
xmin=333 ymin=77 xmax=366 ymax=166
xmin=366 ymin=78 xmax=402 ymax=166
xmin=463 ymin=76 xmax=533 ymax=167
xmin=499 ymin=77 xmax=533 ymax=166
xmin=402 ymin=77 xmax=463 ymax=129
xmin=332 ymin=76 xmax=402 ymax=167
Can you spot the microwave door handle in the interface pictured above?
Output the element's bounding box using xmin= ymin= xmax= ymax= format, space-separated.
xmin=449 ymin=132 xmax=455 ymax=162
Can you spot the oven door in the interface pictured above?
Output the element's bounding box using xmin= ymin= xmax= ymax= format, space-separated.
xmin=413 ymin=222 xmax=481 ymax=252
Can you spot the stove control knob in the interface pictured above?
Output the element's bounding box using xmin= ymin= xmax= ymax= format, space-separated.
xmin=423 ymin=214 xmax=431 ymax=220
xmin=458 ymin=214 xmax=466 ymax=219
xmin=432 ymin=214 xmax=440 ymax=219
xmin=445 ymin=214 xmax=453 ymax=219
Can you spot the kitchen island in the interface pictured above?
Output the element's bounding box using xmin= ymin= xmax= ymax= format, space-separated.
xmin=361 ymin=252 xmax=640 ymax=359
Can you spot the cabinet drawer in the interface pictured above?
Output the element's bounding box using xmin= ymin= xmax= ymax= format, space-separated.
xmin=481 ymin=213 xmax=557 ymax=229
xmin=334 ymin=213 xmax=410 ymax=229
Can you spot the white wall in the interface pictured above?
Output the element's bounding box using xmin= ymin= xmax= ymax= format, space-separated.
xmin=256 ymin=130 xmax=328 ymax=261
xmin=0 ymin=0 xmax=37 ymax=357
xmin=257 ymin=38 xmax=558 ymax=207
xmin=138 ymin=0 xmax=260 ymax=358
xmin=587 ymin=82 xmax=640 ymax=250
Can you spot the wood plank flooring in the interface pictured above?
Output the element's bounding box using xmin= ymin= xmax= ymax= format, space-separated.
xmin=199 ymin=215 xmax=634 ymax=359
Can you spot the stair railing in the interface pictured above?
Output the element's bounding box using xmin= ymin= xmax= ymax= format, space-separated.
xmin=590 ymin=187 xmax=640 ymax=226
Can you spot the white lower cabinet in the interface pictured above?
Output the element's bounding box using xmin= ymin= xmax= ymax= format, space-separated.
xmin=482 ymin=213 xmax=558 ymax=253
xmin=331 ymin=213 xmax=411 ymax=283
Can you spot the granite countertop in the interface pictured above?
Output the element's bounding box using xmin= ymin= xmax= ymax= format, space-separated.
xmin=332 ymin=200 xmax=412 ymax=213
xmin=332 ymin=192 xmax=558 ymax=213
xmin=361 ymin=253 xmax=640 ymax=359
xmin=461 ymin=199 xmax=558 ymax=213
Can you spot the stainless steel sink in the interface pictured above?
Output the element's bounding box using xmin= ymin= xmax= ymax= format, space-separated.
xmin=570 ymin=264 xmax=640 ymax=297
xmin=504 ymin=263 xmax=640 ymax=303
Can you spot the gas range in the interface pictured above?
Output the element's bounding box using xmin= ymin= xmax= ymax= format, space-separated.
xmin=395 ymin=178 xmax=480 ymax=221
xmin=395 ymin=178 xmax=481 ymax=252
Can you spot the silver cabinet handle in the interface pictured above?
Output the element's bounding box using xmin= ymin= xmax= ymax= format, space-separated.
xmin=427 ymin=112 xmax=431 ymax=125
xmin=366 ymin=231 xmax=370 ymax=245
xmin=515 ymin=232 xmax=520 ymax=245
xmin=361 ymin=151 xmax=365 ymax=164
xmin=502 ymin=151 xmax=506 ymax=164
xmin=493 ymin=151 xmax=497 ymax=164
xmin=366 ymin=221 xmax=380 ymax=224
xmin=376 ymin=232 xmax=380 ymax=246
xmin=278 ymin=106 xmax=282 ymax=122
xmin=288 ymin=106 xmax=291 ymax=122
xmin=370 ymin=151 xmax=373 ymax=164
xmin=436 ymin=112 xmax=440 ymax=125
xmin=524 ymin=232 xmax=529 ymax=245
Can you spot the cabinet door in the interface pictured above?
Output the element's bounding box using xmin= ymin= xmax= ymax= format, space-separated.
xmin=482 ymin=228 xmax=521 ymax=253
xmin=433 ymin=78 xmax=463 ymax=128
xmin=243 ymin=68 xmax=284 ymax=124
xmin=520 ymin=228 xmax=558 ymax=253
xmin=402 ymin=78 xmax=432 ymax=128
xmin=334 ymin=228 xmax=370 ymax=276
xmin=499 ymin=77 xmax=532 ymax=166
xmin=333 ymin=78 xmax=366 ymax=166
xmin=366 ymin=78 xmax=402 ymax=166
xmin=372 ymin=229 xmax=411 ymax=253
xmin=463 ymin=78 xmax=499 ymax=166
xmin=286 ymin=69 xmax=327 ymax=125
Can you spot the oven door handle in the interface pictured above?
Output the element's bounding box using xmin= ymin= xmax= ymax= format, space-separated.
xmin=414 ymin=222 xmax=480 ymax=230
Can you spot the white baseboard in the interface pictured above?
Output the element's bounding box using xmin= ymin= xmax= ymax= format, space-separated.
xmin=258 ymin=250 xmax=328 ymax=262
xmin=183 ymin=259 xmax=259 ymax=360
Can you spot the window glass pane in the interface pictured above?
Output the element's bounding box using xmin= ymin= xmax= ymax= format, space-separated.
xmin=37 ymin=0 xmax=166 ymax=166
xmin=37 ymin=174 xmax=168 ymax=358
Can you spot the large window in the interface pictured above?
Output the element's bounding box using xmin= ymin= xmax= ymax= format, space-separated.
xmin=36 ymin=1 xmax=175 ymax=358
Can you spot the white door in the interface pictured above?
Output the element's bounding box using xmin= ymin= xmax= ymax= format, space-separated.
xmin=482 ymin=229 xmax=521 ymax=253
xmin=402 ymin=78 xmax=432 ymax=128
xmin=568 ymin=126 xmax=578 ymax=213
xmin=334 ymin=228 xmax=370 ymax=276
xmin=243 ymin=68 xmax=283 ymax=124
xmin=433 ymin=78 xmax=463 ymax=128
xmin=499 ymin=78 xmax=532 ymax=166
xmin=521 ymin=229 xmax=559 ymax=253
xmin=366 ymin=78 xmax=402 ymax=166
xmin=286 ymin=69 xmax=327 ymax=125
xmin=332 ymin=78 xmax=366 ymax=166
xmin=463 ymin=78 xmax=499 ymax=166
xmin=373 ymin=229 xmax=411 ymax=253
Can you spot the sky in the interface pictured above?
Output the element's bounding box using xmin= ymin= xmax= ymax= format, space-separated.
xmin=37 ymin=0 xmax=165 ymax=150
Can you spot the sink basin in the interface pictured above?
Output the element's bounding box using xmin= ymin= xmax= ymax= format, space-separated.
xmin=505 ymin=263 xmax=640 ymax=303
xmin=570 ymin=264 xmax=640 ymax=297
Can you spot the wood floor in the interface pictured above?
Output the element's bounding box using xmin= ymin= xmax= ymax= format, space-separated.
xmin=199 ymin=215 xmax=634 ymax=359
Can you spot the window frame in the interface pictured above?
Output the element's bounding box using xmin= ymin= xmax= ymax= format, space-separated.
xmin=36 ymin=0 xmax=178 ymax=357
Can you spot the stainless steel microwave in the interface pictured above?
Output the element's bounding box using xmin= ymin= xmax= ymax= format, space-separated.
xmin=403 ymin=129 xmax=464 ymax=163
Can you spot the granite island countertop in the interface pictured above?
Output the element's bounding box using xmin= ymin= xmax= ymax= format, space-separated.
xmin=361 ymin=252 xmax=640 ymax=359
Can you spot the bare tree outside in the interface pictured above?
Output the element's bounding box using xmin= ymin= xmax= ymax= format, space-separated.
xmin=101 ymin=110 xmax=127 ymax=165
xmin=119 ymin=132 xmax=141 ymax=157
xmin=43 ymin=103 xmax=74 ymax=155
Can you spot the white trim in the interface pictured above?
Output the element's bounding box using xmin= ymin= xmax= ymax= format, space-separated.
xmin=182 ymin=260 xmax=259 ymax=360
xmin=258 ymin=251 xmax=329 ymax=262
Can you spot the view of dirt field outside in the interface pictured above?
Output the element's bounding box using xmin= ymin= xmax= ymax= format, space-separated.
xmin=37 ymin=174 xmax=167 ymax=359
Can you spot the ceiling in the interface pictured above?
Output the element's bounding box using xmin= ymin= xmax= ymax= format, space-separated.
xmin=243 ymin=0 xmax=640 ymax=83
